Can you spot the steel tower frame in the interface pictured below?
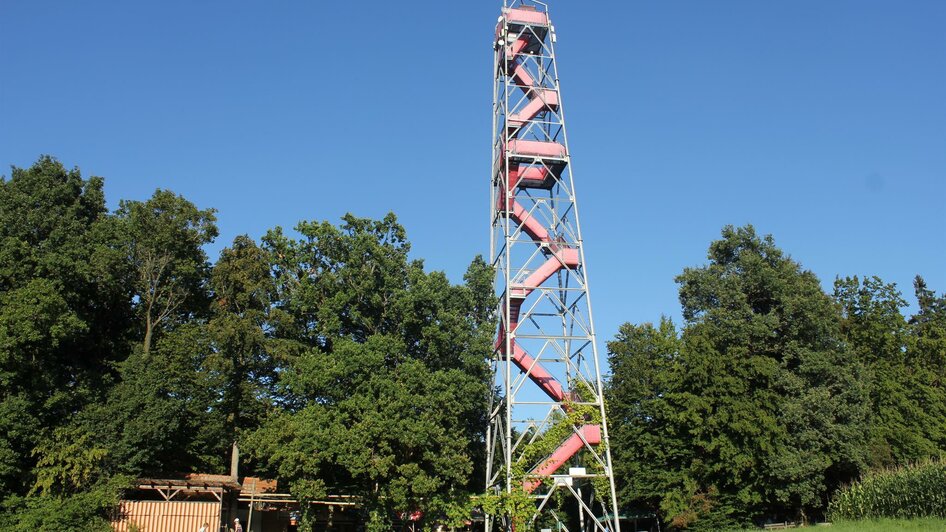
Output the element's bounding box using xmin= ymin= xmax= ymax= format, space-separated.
xmin=486 ymin=2 xmax=621 ymax=531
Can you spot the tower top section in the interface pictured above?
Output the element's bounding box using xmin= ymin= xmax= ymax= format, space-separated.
xmin=495 ymin=2 xmax=551 ymax=53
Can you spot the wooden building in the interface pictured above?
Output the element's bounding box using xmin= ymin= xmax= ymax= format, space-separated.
xmin=112 ymin=474 xmax=361 ymax=532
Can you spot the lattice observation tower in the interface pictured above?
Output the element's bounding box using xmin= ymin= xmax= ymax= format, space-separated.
xmin=486 ymin=1 xmax=621 ymax=531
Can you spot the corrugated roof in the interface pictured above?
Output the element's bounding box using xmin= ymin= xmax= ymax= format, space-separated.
xmin=112 ymin=500 xmax=221 ymax=532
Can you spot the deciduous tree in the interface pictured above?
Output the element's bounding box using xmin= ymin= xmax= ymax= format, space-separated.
xmin=247 ymin=214 xmax=492 ymax=531
xmin=0 ymin=156 xmax=133 ymax=498
xmin=608 ymin=225 xmax=869 ymax=528
xmin=117 ymin=189 xmax=217 ymax=353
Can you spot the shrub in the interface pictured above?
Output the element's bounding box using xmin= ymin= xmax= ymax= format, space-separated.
xmin=828 ymin=459 xmax=946 ymax=520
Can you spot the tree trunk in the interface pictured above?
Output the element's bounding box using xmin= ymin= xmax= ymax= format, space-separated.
xmin=143 ymin=311 xmax=153 ymax=354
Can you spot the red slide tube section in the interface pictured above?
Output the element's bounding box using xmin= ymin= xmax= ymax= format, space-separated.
xmin=509 ymin=62 xmax=535 ymax=90
xmin=523 ymin=424 xmax=602 ymax=493
xmin=510 ymin=248 xmax=579 ymax=299
xmin=510 ymin=202 xmax=550 ymax=243
xmin=508 ymin=89 xmax=559 ymax=131
xmin=503 ymin=38 xmax=535 ymax=91
xmin=494 ymin=298 xmax=522 ymax=356
xmin=505 ymin=37 xmax=529 ymax=61
xmin=502 ymin=33 xmax=559 ymax=131
xmin=495 ymin=300 xmax=565 ymax=403
xmin=511 ymin=344 xmax=565 ymax=402
xmin=497 ymin=194 xmax=550 ymax=244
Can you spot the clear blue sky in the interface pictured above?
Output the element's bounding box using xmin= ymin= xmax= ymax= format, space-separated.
xmin=2 ymin=1 xmax=944 ymax=348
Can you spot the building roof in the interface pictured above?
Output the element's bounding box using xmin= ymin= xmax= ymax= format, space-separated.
xmin=136 ymin=473 xmax=243 ymax=492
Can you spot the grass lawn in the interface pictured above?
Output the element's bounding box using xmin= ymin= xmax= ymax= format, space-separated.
xmin=732 ymin=518 xmax=946 ymax=531
xmin=821 ymin=518 xmax=946 ymax=531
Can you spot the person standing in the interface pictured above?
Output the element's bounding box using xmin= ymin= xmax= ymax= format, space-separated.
xmin=198 ymin=523 xmax=209 ymax=532
xmin=234 ymin=517 xmax=244 ymax=532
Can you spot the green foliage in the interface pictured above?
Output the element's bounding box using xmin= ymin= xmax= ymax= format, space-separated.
xmin=835 ymin=276 xmax=946 ymax=468
xmin=608 ymin=225 xmax=870 ymax=529
xmin=207 ymin=235 xmax=277 ymax=437
xmin=479 ymin=489 xmax=536 ymax=529
xmin=910 ymin=276 xmax=946 ymax=388
xmin=819 ymin=517 xmax=946 ymax=531
xmin=480 ymin=382 xmax=608 ymax=528
xmin=5 ymin=154 xmax=944 ymax=531
xmin=828 ymin=460 xmax=946 ymax=521
xmin=84 ymin=323 xmax=223 ymax=476
xmin=0 ymin=395 xmax=38 ymax=497
xmin=116 ymin=189 xmax=217 ymax=353
xmin=1 ymin=156 xmax=496 ymax=528
xmin=0 ymin=475 xmax=130 ymax=532
xmin=246 ymin=214 xmax=493 ymax=527
xmin=30 ymin=425 xmax=109 ymax=496
xmin=83 ymin=234 xmax=281 ymax=478
xmin=609 ymin=226 xmax=946 ymax=529
xmin=512 ymin=393 xmax=601 ymax=482
xmin=0 ymin=156 xmax=133 ymax=498
xmin=608 ymin=318 xmax=687 ymax=518
xmin=249 ymin=335 xmax=486 ymax=524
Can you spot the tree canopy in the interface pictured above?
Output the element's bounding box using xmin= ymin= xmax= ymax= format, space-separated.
xmin=608 ymin=225 xmax=945 ymax=529
xmin=2 ymin=156 xmax=944 ymax=531
xmin=247 ymin=214 xmax=493 ymax=531
xmin=0 ymin=156 xmax=495 ymax=531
